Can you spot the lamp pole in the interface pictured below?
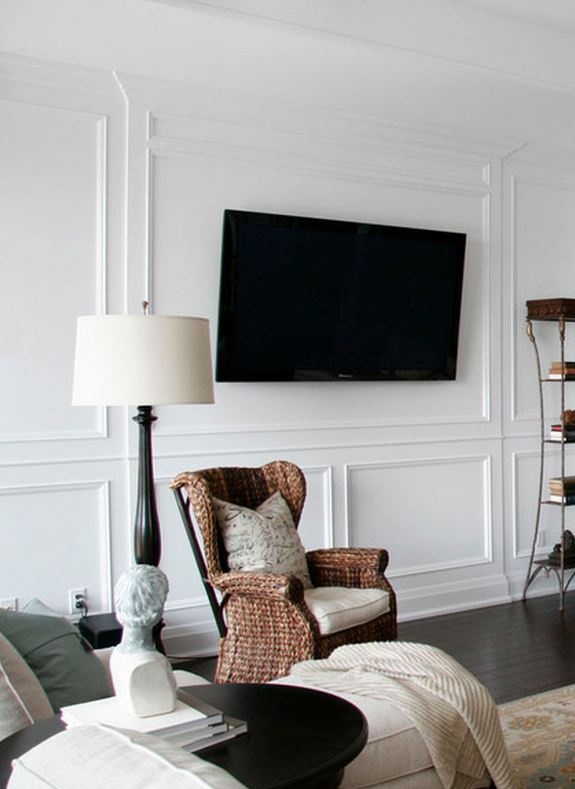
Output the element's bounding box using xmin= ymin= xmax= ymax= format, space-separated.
xmin=133 ymin=405 xmax=161 ymax=566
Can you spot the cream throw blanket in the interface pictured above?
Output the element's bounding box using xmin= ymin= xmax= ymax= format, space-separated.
xmin=289 ymin=642 xmax=514 ymax=789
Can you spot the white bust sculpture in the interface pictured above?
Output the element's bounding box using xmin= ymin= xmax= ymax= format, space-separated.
xmin=110 ymin=564 xmax=177 ymax=717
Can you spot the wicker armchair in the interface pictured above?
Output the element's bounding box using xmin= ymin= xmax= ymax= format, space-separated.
xmin=171 ymin=461 xmax=397 ymax=683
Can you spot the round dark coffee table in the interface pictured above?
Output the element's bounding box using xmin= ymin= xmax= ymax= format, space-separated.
xmin=0 ymin=683 xmax=367 ymax=789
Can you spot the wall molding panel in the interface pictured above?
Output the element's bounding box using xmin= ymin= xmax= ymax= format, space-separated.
xmin=345 ymin=454 xmax=494 ymax=576
xmin=504 ymin=164 xmax=575 ymax=432
xmin=0 ymin=480 xmax=114 ymax=614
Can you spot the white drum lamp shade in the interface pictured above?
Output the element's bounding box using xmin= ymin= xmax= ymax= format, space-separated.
xmin=72 ymin=315 xmax=214 ymax=407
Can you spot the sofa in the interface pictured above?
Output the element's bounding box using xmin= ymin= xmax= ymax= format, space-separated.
xmin=0 ymin=607 xmax=500 ymax=789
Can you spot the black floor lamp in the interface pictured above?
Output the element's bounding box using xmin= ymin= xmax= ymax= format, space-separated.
xmin=72 ymin=308 xmax=214 ymax=569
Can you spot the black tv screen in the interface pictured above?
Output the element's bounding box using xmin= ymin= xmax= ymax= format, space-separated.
xmin=216 ymin=210 xmax=466 ymax=382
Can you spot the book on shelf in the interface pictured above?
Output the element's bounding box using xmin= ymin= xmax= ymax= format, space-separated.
xmin=549 ymin=361 xmax=575 ymax=369
xmin=60 ymin=688 xmax=224 ymax=736
xmin=549 ymin=494 xmax=575 ymax=505
xmin=549 ymin=362 xmax=575 ymax=378
xmin=548 ymin=374 xmax=575 ymax=380
xmin=548 ymin=475 xmax=575 ymax=487
xmin=548 ymin=432 xmax=575 ymax=442
xmin=549 ymin=484 xmax=575 ymax=496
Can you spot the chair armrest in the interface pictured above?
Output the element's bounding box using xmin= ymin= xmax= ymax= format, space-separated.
xmin=306 ymin=548 xmax=391 ymax=588
xmin=212 ymin=571 xmax=306 ymax=603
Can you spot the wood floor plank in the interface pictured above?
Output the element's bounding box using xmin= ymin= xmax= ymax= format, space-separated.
xmin=177 ymin=593 xmax=575 ymax=703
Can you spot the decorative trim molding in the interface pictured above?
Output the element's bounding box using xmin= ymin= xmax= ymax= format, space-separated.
xmin=397 ymin=573 xmax=511 ymax=621
xmin=0 ymin=480 xmax=113 ymax=611
xmin=345 ymin=454 xmax=493 ymax=575
xmin=302 ymin=465 xmax=334 ymax=549
xmin=116 ymin=70 xmax=523 ymax=164
xmin=149 ymin=144 xmax=491 ymax=198
xmin=511 ymin=447 xmax=557 ymax=561
xmin=146 ymin=149 xmax=491 ymax=434
xmin=0 ymin=98 xmax=109 ymax=445
xmin=508 ymin=171 xmax=575 ymax=424
xmin=0 ymin=53 xmax=120 ymax=97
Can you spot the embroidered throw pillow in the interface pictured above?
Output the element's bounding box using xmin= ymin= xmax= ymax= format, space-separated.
xmin=213 ymin=491 xmax=313 ymax=588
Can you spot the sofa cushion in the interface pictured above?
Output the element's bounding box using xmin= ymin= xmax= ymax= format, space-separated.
xmin=212 ymin=491 xmax=312 ymax=588
xmin=8 ymin=723 xmax=248 ymax=789
xmin=274 ymin=673 xmax=433 ymax=787
xmin=303 ymin=586 xmax=389 ymax=635
xmin=0 ymin=609 xmax=112 ymax=713
xmin=0 ymin=632 xmax=53 ymax=741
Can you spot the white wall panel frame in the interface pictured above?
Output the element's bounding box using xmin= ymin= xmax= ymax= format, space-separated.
xmin=504 ymin=163 xmax=575 ymax=431
xmin=0 ymin=54 xmax=127 ymax=463
xmin=506 ymin=444 xmax=565 ymax=600
xmin=345 ymin=453 xmax=494 ymax=576
xmin=0 ymin=479 xmax=114 ymax=613
xmin=0 ymin=102 xmax=108 ymax=445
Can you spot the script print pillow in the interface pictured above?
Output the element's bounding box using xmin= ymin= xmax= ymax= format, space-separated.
xmin=212 ymin=491 xmax=313 ymax=588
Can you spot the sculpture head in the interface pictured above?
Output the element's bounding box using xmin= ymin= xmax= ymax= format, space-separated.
xmin=114 ymin=564 xmax=169 ymax=630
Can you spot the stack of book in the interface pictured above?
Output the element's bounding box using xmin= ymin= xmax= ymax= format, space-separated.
xmin=549 ymin=423 xmax=575 ymax=442
xmin=548 ymin=476 xmax=575 ymax=505
xmin=548 ymin=361 xmax=575 ymax=380
xmin=60 ymin=687 xmax=247 ymax=753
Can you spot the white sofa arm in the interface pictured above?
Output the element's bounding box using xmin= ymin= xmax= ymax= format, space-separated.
xmin=8 ymin=723 xmax=247 ymax=788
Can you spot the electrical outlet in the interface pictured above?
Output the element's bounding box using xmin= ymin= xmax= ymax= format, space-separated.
xmin=0 ymin=597 xmax=18 ymax=611
xmin=68 ymin=587 xmax=87 ymax=616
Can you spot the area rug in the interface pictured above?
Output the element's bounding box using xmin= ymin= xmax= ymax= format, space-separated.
xmin=499 ymin=684 xmax=575 ymax=787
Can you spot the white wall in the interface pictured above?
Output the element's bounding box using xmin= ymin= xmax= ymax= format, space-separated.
xmin=2 ymin=0 xmax=575 ymax=655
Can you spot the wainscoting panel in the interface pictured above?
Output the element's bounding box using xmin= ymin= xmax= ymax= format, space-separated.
xmin=0 ymin=99 xmax=106 ymax=443
xmin=346 ymin=455 xmax=492 ymax=575
xmin=0 ymin=480 xmax=113 ymax=615
xmin=145 ymin=144 xmax=492 ymax=439
xmin=504 ymin=163 xmax=575 ymax=431
xmin=0 ymin=56 xmax=126 ymax=465
xmin=505 ymin=441 xmax=565 ymax=599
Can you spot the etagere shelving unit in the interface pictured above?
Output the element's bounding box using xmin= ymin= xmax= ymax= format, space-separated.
xmin=523 ymin=298 xmax=575 ymax=611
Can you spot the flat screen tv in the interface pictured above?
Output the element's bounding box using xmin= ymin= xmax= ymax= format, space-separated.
xmin=216 ymin=209 xmax=466 ymax=382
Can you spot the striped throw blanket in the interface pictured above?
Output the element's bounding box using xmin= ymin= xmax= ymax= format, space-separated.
xmin=289 ymin=642 xmax=514 ymax=789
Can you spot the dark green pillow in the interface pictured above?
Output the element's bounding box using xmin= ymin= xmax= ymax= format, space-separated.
xmin=0 ymin=609 xmax=112 ymax=712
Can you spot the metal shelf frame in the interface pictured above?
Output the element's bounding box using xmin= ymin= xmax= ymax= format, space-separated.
xmin=523 ymin=298 xmax=575 ymax=611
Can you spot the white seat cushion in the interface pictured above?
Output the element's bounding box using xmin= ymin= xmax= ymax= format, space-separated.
xmin=8 ymin=723 xmax=248 ymax=789
xmin=303 ymin=587 xmax=389 ymax=635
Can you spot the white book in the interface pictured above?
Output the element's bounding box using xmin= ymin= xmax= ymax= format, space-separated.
xmin=182 ymin=716 xmax=248 ymax=753
xmin=161 ymin=720 xmax=230 ymax=746
xmin=549 ymin=494 xmax=575 ymax=503
xmin=61 ymin=694 xmax=221 ymax=735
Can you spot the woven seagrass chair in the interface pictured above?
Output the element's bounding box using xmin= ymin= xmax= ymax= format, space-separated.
xmin=171 ymin=460 xmax=397 ymax=683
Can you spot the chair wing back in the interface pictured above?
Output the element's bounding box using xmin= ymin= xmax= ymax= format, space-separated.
xmin=171 ymin=461 xmax=307 ymax=578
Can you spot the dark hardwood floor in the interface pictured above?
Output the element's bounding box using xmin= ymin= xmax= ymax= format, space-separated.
xmin=178 ymin=592 xmax=575 ymax=705
xmin=399 ymin=592 xmax=575 ymax=704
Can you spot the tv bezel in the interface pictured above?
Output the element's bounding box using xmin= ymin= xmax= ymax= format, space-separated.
xmin=216 ymin=209 xmax=466 ymax=383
